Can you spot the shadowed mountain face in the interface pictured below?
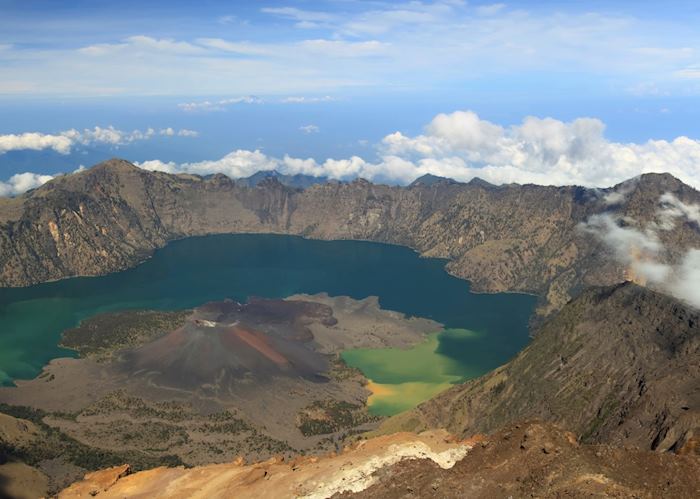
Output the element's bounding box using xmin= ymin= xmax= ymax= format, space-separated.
xmin=386 ymin=282 xmax=699 ymax=454
xmin=1 ymin=159 xmax=699 ymax=319
xmin=124 ymin=299 xmax=337 ymax=390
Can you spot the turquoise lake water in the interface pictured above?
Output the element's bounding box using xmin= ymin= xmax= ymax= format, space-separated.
xmin=0 ymin=234 xmax=535 ymax=412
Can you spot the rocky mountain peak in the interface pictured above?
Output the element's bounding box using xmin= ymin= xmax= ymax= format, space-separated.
xmin=89 ymin=158 xmax=142 ymax=174
xmin=409 ymin=173 xmax=458 ymax=187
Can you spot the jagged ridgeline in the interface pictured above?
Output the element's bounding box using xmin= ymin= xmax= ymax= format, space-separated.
xmin=2 ymin=159 xmax=700 ymax=320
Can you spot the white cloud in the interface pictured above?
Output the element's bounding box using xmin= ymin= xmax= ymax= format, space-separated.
xmin=198 ymin=36 xmax=387 ymax=58
xmin=339 ymin=2 xmax=455 ymax=36
xmin=137 ymin=159 xmax=179 ymax=174
xmin=281 ymin=95 xmax=336 ymax=103
xmin=297 ymin=39 xmax=388 ymax=57
xmin=196 ymin=38 xmax=274 ymax=56
xmin=130 ymin=109 xmax=700 ymax=188
xmin=178 ymin=96 xmax=263 ymax=112
xmin=179 ymin=95 xmax=336 ymax=111
xmin=0 ymin=126 xmax=198 ymax=155
xmin=580 ymin=213 xmax=664 ymax=270
xmin=601 ymin=177 xmax=640 ymax=205
xmin=7 ymin=110 xmax=700 ymax=189
xmin=0 ymin=132 xmax=73 ymax=155
xmin=668 ymin=249 xmax=700 ymax=309
xmin=261 ymin=7 xmax=335 ymax=24
xmin=299 ymin=124 xmax=320 ymax=134
xmin=217 ymin=15 xmax=238 ymax=25
xmin=177 ymin=129 xmax=199 ymax=137
xmin=138 ymin=150 xmax=279 ymax=178
xmin=658 ymin=192 xmax=700 ymax=227
xmin=373 ymin=110 xmax=700 ymax=188
xmin=3 ymin=2 xmax=698 ymax=97
xmin=674 ymin=66 xmax=700 ymax=79
xmin=580 ymin=197 xmax=700 ymax=309
xmin=80 ymin=36 xmax=204 ymax=56
xmin=0 ymin=172 xmax=54 ymax=196
xmin=476 ymin=4 xmax=506 ymax=17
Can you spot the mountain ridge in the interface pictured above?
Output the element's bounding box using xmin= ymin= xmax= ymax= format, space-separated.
xmin=1 ymin=159 xmax=699 ymax=321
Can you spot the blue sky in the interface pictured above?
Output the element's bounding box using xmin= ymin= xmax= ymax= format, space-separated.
xmin=1 ymin=0 xmax=700 ymax=190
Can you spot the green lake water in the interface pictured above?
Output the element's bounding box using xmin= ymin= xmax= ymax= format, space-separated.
xmin=0 ymin=234 xmax=535 ymax=414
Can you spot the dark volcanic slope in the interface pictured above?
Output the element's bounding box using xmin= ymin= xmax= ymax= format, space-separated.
xmin=1 ymin=159 xmax=699 ymax=318
xmin=124 ymin=298 xmax=336 ymax=390
xmin=388 ymin=282 xmax=699 ymax=453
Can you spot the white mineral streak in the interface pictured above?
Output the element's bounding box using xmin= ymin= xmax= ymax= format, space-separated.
xmin=300 ymin=441 xmax=471 ymax=498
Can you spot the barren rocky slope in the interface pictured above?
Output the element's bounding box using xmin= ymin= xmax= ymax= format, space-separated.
xmin=381 ymin=282 xmax=699 ymax=453
xmin=2 ymin=159 xmax=699 ymax=318
xmin=57 ymin=421 xmax=700 ymax=499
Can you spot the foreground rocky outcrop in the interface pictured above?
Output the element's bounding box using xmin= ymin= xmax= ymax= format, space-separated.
xmin=381 ymin=282 xmax=700 ymax=453
xmin=57 ymin=429 xmax=472 ymax=499
xmin=58 ymin=421 xmax=700 ymax=499
xmin=2 ymin=159 xmax=699 ymax=318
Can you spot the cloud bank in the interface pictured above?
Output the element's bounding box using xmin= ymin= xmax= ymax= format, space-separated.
xmin=4 ymin=110 xmax=700 ymax=198
xmin=0 ymin=126 xmax=198 ymax=155
xmin=139 ymin=110 xmax=700 ymax=189
xmin=580 ymin=195 xmax=700 ymax=308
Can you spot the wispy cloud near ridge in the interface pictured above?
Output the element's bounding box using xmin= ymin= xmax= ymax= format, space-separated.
xmin=580 ymin=195 xmax=700 ymax=308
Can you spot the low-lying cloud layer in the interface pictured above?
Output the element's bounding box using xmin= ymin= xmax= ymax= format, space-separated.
xmin=138 ymin=110 xmax=700 ymax=189
xmin=3 ymin=110 xmax=700 ymax=197
xmin=581 ymin=194 xmax=700 ymax=308
xmin=0 ymin=126 xmax=198 ymax=155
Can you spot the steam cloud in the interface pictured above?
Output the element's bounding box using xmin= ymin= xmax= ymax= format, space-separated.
xmin=581 ymin=194 xmax=700 ymax=308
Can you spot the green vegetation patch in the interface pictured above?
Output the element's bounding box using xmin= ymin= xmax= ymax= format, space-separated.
xmin=296 ymin=400 xmax=379 ymax=436
xmin=0 ymin=403 xmax=183 ymax=473
xmin=60 ymin=309 xmax=191 ymax=361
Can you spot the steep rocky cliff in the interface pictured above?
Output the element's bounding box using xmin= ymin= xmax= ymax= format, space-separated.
xmin=2 ymin=159 xmax=699 ymax=318
xmin=383 ymin=282 xmax=699 ymax=453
